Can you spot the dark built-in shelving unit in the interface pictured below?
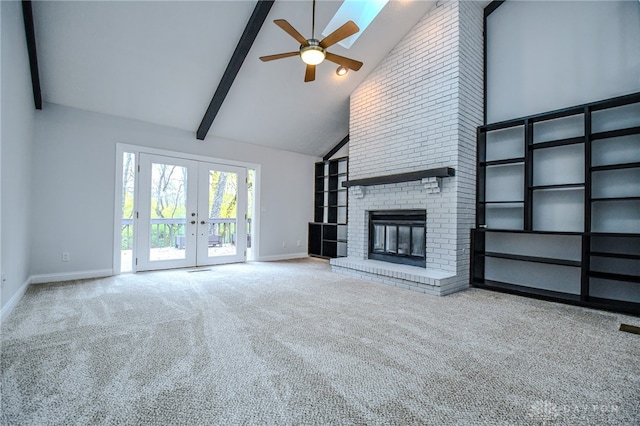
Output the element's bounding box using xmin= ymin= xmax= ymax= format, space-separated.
xmin=308 ymin=157 xmax=348 ymax=259
xmin=472 ymin=92 xmax=640 ymax=315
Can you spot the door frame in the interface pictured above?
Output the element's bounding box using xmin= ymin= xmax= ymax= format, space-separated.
xmin=113 ymin=144 xmax=261 ymax=274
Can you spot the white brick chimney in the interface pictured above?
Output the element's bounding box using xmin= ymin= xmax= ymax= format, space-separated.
xmin=331 ymin=0 xmax=484 ymax=295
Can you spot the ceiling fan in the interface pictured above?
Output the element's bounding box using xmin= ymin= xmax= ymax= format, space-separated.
xmin=260 ymin=0 xmax=364 ymax=82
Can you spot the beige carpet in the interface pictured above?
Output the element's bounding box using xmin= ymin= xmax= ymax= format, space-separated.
xmin=1 ymin=258 xmax=639 ymax=425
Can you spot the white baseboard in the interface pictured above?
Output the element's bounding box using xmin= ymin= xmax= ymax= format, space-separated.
xmin=1 ymin=277 xmax=31 ymax=324
xmin=256 ymin=253 xmax=309 ymax=262
xmin=30 ymin=269 xmax=113 ymax=285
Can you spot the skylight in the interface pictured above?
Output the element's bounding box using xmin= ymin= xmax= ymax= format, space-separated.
xmin=321 ymin=0 xmax=389 ymax=49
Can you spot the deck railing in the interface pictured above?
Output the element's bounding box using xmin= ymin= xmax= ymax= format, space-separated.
xmin=121 ymin=218 xmax=251 ymax=250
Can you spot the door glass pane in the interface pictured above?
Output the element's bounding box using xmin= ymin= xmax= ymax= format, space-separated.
xmin=247 ymin=169 xmax=255 ymax=260
xmin=207 ymin=170 xmax=238 ymax=257
xmin=120 ymin=152 xmax=136 ymax=272
xmin=149 ymin=163 xmax=188 ymax=261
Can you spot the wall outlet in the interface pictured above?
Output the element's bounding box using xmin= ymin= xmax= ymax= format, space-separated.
xmin=282 ymin=241 xmax=287 ymax=248
xmin=297 ymin=240 xmax=301 ymax=247
xmin=62 ymin=252 xmax=70 ymax=262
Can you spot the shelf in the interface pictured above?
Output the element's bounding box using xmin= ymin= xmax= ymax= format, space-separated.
xmin=342 ymin=167 xmax=455 ymax=188
xmin=483 ymin=252 xmax=581 ymax=267
xmin=590 ymin=92 xmax=640 ymax=111
xmin=483 ymin=119 xmax=526 ymax=132
xmin=473 ymin=280 xmax=640 ymax=315
xmin=584 ymin=297 xmax=640 ymax=316
xmin=591 ymin=162 xmax=640 ymax=172
xmin=480 ymin=200 xmax=524 ymax=205
xmin=473 ymin=280 xmax=582 ymax=302
xmin=530 ymin=136 xmax=584 ymax=150
xmin=474 ymin=228 xmax=583 ymax=236
xmin=588 ymin=232 xmax=640 ymax=237
xmin=591 ymin=126 xmax=640 ymax=141
xmin=531 ymin=183 xmax=583 ymax=191
xmin=589 ymin=271 xmax=640 ymax=284
xmin=481 ymin=158 xmax=525 ymax=167
xmin=591 ymin=196 xmax=640 ymax=202
xmin=590 ymin=251 xmax=640 ymax=260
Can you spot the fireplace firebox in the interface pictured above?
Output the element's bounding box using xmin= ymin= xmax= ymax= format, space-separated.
xmin=369 ymin=210 xmax=426 ymax=267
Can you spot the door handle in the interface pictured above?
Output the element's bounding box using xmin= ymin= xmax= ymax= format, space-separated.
xmin=190 ymin=220 xmax=196 ymax=224
xmin=200 ymin=221 xmax=206 ymax=225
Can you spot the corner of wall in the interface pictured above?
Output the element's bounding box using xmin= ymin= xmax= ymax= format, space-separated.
xmin=1 ymin=0 xmax=37 ymax=316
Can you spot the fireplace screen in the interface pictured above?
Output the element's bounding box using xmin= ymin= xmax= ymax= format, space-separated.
xmin=369 ymin=210 xmax=426 ymax=267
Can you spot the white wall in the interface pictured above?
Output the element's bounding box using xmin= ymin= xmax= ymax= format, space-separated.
xmin=1 ymin=1 xmax=36 ymax=315
xmin=487 ymin=1 xmax=640 ymax=123
xmin=31 ymin=104 xmax=317 ymax=277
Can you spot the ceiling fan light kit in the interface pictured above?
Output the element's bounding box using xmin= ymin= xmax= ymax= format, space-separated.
xmin=300 ymin=40 xmax=326 ymax=65
xmin=260 ymin=0 xmax=363 ymax=82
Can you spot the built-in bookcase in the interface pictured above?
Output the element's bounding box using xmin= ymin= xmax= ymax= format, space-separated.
xmin=308 ymin=157 xmax=348 ymax=259
xmin=473 ymin=92 xmax=640 ymax=314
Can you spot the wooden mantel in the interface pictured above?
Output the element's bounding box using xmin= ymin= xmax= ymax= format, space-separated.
xmin=342 ymin=167 xmax=455 ymax=188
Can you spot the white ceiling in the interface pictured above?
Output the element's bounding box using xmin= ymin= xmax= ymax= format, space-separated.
xmin=32 ymin=0 xmax=437 ymax=157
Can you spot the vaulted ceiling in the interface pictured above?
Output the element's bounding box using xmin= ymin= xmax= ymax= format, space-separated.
xmin=31 ymin=1 xmax=437 ymax=157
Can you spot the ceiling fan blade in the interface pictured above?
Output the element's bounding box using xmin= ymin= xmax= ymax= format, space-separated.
xmin=319 ymin=21 xmax=359 ymax=49
xmin=325 ymin=52 xmax=363 ymax=71
xmin=274 ymin=19 xmax=309 ymax=46
xmin=260 ymin=52 xmax=299 ymax=62
xmin=304 ymin=64 xmax=316 ymax=82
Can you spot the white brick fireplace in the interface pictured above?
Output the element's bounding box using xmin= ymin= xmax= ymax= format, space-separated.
xmin=330 ymin=0 xmax=484 ymax=296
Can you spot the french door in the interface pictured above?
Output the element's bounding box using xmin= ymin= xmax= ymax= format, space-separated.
xmin=136 ymin=153 xmax=247 ymax=271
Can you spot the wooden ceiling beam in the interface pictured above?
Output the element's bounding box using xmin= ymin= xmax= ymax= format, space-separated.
xmin=323 ymin=134 xmax=349 ymax=161
xmin=196 ymin=0 xmax=275 ymax=140
xmin=22 ymin=0 xmax=42 ymax=109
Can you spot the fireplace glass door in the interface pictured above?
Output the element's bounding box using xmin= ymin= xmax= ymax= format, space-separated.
xmin=369 ymin=210 xmax=426 ymax=267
